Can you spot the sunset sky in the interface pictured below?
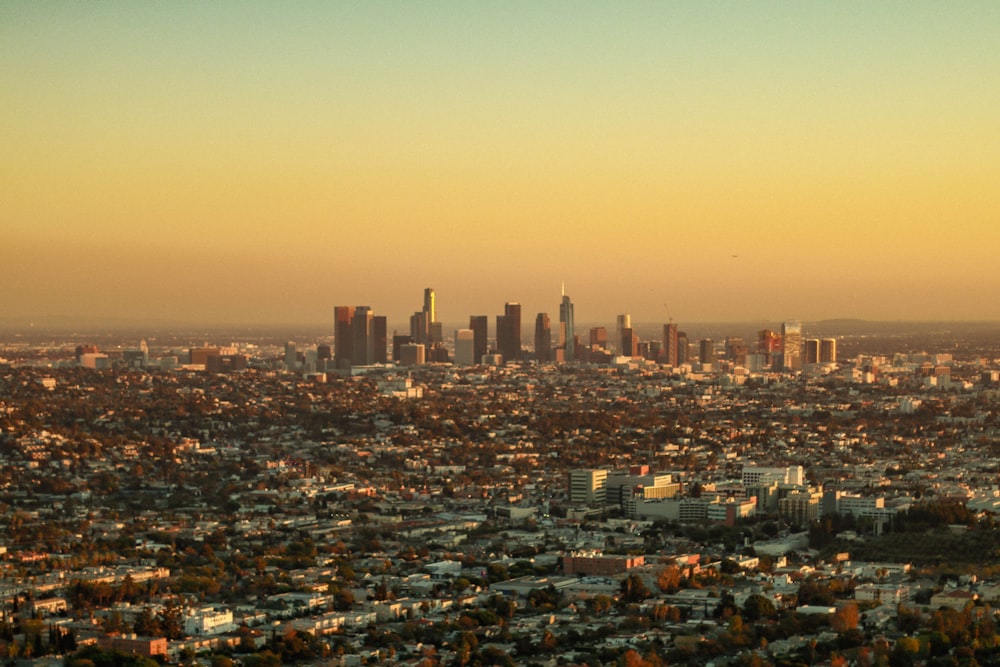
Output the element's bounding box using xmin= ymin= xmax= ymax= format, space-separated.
xmin=3 ymin=2 xmax=999 ymax=329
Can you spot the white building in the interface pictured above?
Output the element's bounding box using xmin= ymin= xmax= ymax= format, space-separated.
xmin=742 ymin=465 xmax=804 ymax=487
xmin=454 ymin=329 xmax=475 ymax=366
xmin=569 ymin=469 xmax=608 ymax=505
xmin=184 ymin=607 xmax=235 ymax=636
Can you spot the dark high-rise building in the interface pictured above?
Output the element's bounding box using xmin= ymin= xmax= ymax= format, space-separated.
xmin=699 ymin=338 xmax=714 ymax=365
xmin=820 ymin=338 xmax=837 ymax=364
xmin=677 ymin=331 xmax=690 ymax=364
xmin=662 ymin=323 xmax=679 ymax=366
xmin=392 ymin=334 xmax=413 ymax=362
xmin=497 ymin=302 xmax=521 ymax=362
xmin=429 ymin=322 xmax=443 ymax=345
xmin=725 ymin=336 xmax=748 ymax=366
xmin=622 ymin=327 xmax=638 ymax=357
xmin=616 ymin=314 xmax=631 ymax=354
xmin=558 ymin=293 xmax=575 ymax=362
xmin=803 ymin=338 xmax=820 ymax=365
xmin=410 ymin=311 xmax=428 ymax=345
xmin=757 ymin=329 xmax=781 ymax=368
xmin=496 ymin=315 xmax=508 ymax=360
xmin=317 ymin=344 xmax=332 ymax=363
xmin=352 ymin=306 xmax=374 ymax=365
xmin=373 ymin=316 xmax=388 ymax=364
xmin=334 ymin=306 xmax=355 ymax=367
xmin=590 ymin=327 xmax=608 ymax=349
xmin=469 ymin=315 xmax=488 ymax=364
xmin=534 ymin=313 xmax=552 ymax=362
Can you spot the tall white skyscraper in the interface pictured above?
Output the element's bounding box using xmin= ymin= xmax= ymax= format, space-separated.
xmin=454 ymin=329 xmax=475 ymax=366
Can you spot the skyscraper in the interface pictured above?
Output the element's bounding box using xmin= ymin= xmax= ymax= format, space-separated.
xmin=422 ymin=287 xmax=441 ymax=344
xmin=423 ymin=288 xmax=436 ymax=327
xmin=758 ymin=329 xmax=781 ymax=369
xmin=616 ymin=314 xmax=631 ymax=354
xmin=497 ymin=302 xmax=521 ymax=362
xmin=621 ymin=328 xmax=638 ymax=357
xmin=454 ymin=329 xmax=475 ymax=366
xmin=803 ymin=338 xmax=820 ymax=365
xmin=372 ymin=316 xmax=387 ymax=364
xmin=590 ymin=327 xmax=608 ymax=349
xmin=820 ymin=338 xmax=837 ymax=364
xmin=699 ymin=338 xmax=714 ymax=365
xmin=352 ymin=306 xmax=374 ymax=365
xmin=392 ymin=334 xmax=413 ymax=362
xmin=534 ymin=313 xmax=552 ymax=362
xmin=559 ymin=292 xmax=575 ymax=362
xmin=334 ymin=306 xmax=355 ymax=368
xmin=662 ymin=323 xmax=679 ymax=366
xmin=410 ymin=311 xmax=428 ymax=345
xmin=782 ymin=320 xmax=803 ymax=371
xmin=725 ymin=336 xmax=748 ymax=366
xmin=469 ymin=315 xmax=488 ymax=364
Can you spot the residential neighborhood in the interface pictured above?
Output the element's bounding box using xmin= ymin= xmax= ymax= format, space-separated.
xmin=2 ymin=325 xmax=1000 ymax=666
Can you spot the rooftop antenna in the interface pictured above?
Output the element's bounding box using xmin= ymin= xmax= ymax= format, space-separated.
xmin=561 ymin=281 xmax=565 ymax=297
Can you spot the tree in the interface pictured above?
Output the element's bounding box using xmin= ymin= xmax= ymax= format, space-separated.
xmin=132 ymin=607 xmax=161 ymax=637
xmin=742 ymin=594 xmax=776 ymax=621
xmin=621 ymin=573 xmax=651 ymax=603
xmin=453 ymin=631 xmax=479 ymax=666
xmin=159 ymin=600 xmax=184 ymax=640
xmin=831 ymin=602 xmax=859 ymax=633
xmin=656 ymin=565 xmax=682 ymax=594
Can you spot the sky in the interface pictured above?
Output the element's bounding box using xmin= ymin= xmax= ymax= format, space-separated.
xmin=3 ymin=2 xmax=1000 ymax=329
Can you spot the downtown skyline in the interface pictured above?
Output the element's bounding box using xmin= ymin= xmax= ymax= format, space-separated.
xmin=3 ymin=2 xmax=1000 ymax=327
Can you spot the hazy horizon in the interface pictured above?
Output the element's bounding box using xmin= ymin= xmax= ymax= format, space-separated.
xmin=4 ymin=3 xmax=999 ymax=326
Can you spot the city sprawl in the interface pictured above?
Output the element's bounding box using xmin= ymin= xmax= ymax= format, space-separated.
xmin=3 ymin=307 xmax=1000 ymax=667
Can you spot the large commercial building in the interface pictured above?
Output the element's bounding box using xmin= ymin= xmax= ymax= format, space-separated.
xmin=662 ymin=323 xmax=679 ymax=366
xmin=334 ymin=306 xmax=385 ymax=368
xmin=534 ymin=313 xmax=552 ymax=362
xmin=820 ymin=338 xmax=837 ymax=364
xmin=782 ymin=320 xmax=803 ymax=371
xmin=621 ymin=328 xmax=638 ymax=358
xmin=804 ymin=338 xmax=821 ymax=365
xmin=352 ymin=306 xmax=374 ymax=365
xmin=469 ymin=315 xmax=488 ymax=364
xmin=334 ymin=306 xmax=355 ymax=367
xmin=497 ymin=302 xmax=522 ymax=363
xmin=590 ymin=327 xmax=608 ymax=349
xmin=677 ymin=332 xmax=690 ymax=364
xmin=616 ymin=314 xmax=631 ymax=354
xmin=605 ymin=466 xmax=680 ymax=507
xmin=372 ymin=316 xmax=387 ymax=364
xmin=423 ymin=288 xmax=436 ymax=330
xmin=399 ymin=343 xmax=426 ymax=366
xmin=454 ymin=329 xmax=475 ymax=366
xmin=558 ymin=293 xmax=575 ymax=362
xmin=561 ymin=551 xmax=645 ymax=576
xmin=699 ymin=339 xmax=714 ymax=365
xmin=569 ymin=469 xmax=608 ymax=506
xmin=779 ymin=490 xmax=822 ymax=526
xmin=742 ymin=466 xmax=805 ymax=487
